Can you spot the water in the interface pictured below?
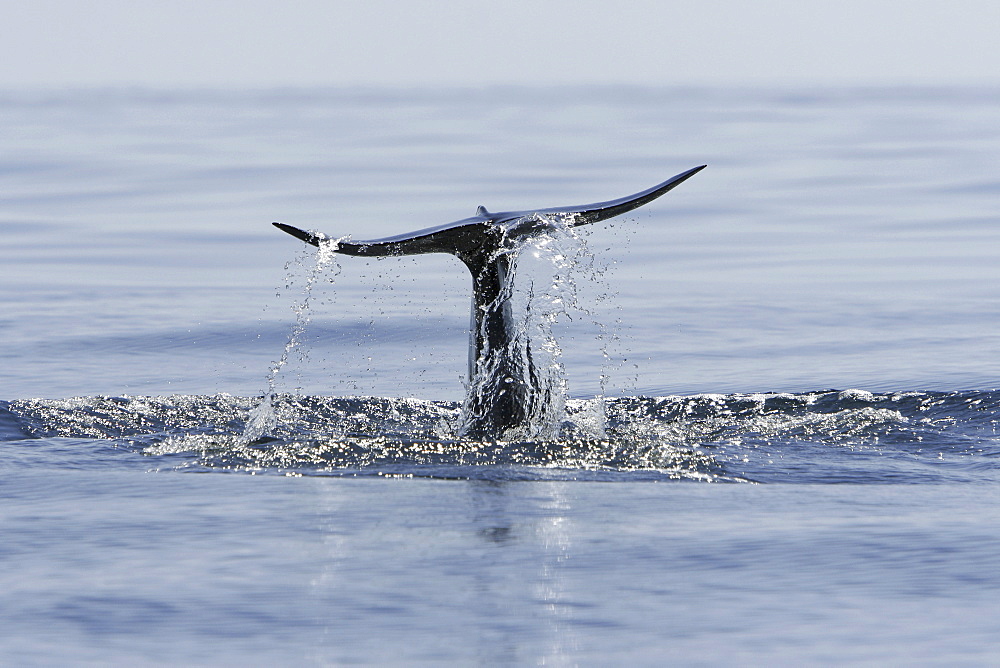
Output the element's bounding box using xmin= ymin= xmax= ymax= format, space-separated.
xmin=3 ymin=86 xmax=1000 ymax=664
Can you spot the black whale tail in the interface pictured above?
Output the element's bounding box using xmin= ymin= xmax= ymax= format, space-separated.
xmin=272 ymin=165 xmax=706 ymax=439
xmin=272 ymin=164 xmax=705 ymax=266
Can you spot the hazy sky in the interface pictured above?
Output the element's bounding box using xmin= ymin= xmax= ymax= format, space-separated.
xmin=4 ymin=0 xmax=1000 ymax=88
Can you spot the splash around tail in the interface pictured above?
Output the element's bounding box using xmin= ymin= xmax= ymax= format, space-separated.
xmin=273 ymin=166 xmax=706 ymax=439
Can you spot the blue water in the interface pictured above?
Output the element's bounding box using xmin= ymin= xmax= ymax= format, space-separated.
xmin=3 ymin=86 xmax=1000 ymax=664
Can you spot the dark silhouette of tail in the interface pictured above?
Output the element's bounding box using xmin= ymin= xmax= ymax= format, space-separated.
xmin=274 ymin=165 xmax=706 ymax=438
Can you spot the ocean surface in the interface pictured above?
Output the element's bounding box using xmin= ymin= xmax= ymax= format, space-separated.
xmin=2 ymin=86 xmax=1000 ymax=665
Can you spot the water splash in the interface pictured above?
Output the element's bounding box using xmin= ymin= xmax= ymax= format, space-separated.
xmin=11 ymin=390 xmax=1000 ymax=483
xmin=459 ymin=213 xmax=610 ymax=440
xmin=240 ymin=234 xmax=342 ymax=443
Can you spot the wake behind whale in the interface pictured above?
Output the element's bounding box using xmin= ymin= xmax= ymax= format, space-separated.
xmin=273 ymin=166 xmax=706 ymax=439
xmin=8 ymin=389 xmax=999 ymax=483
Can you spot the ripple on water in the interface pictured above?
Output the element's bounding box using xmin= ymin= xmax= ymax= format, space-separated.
xmin=6 ymin=389 xmax=1000 ymax=483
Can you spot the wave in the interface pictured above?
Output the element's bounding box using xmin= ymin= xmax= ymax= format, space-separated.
xmin=4 ymin=389 xmax=999 ymax=483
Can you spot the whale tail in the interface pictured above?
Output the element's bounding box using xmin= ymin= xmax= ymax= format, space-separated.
xmin=273 ymin=165 xmax=706 ymax=438
xmin=272 ymin=164 xmax=705 ymax=267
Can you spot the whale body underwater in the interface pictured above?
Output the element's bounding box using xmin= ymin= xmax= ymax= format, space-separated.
xmin=273 ymin=165 xmax=706 ymax=439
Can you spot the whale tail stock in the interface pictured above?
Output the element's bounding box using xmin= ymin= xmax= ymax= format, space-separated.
xmin=272 ymin=165 xmax=706 ymax=438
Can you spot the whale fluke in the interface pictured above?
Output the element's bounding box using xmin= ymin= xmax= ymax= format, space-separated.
xmin=273 ymin=165 xmax=706 ymax=438
xmin=274 ymin=165 xmax=704 ymax=261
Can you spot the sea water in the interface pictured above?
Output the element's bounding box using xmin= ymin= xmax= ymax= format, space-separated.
xmin=2 ymin=86 xmax=1000 ymax=664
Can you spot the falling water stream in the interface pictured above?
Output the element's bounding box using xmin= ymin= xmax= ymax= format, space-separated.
xmin=240 ymin=236 xmax=342 ymax=444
